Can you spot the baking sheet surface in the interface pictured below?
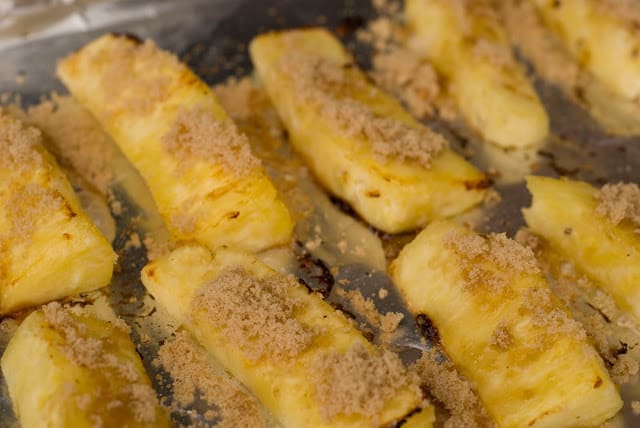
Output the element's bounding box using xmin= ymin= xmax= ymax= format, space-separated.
xmin=1 ymin=0 xmax=640 ymax=426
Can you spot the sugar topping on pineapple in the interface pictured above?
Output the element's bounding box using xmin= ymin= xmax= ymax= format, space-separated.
xmin=310 ymin=341 xmax=420 ymax=422
xmin=0 ymin=109 xmax=44 ymax=167
xmin=370 ymin=47 xmax=440 ymax=119
xmin=411 ymin=349 xmax=493 ymax=428
xmin=277 ymin=50 xmax=447 ymax=168
xmin=1 ymin=111 xmax=66 ymax=241
xmin=442 ymin=230 xmax=540 ymax=292
xmin=595 ymin=182 xmax=640 ymax=228
xmin=40 ymin=302 xmax=161 ymax=424
xmin=156 ymin=331 xmax=266 ymax=427
xmin=488 ymin=321 xmax=511 ymax=351
xmin=333 ymin=287 xmax=404 ymax=334
xmin=192 ymin=266 xmax=316 ymax=362
xmin=98 ymin=38 xmax=178 ymax=117
xmin=161 ymin=106 xmax=260 ymax=177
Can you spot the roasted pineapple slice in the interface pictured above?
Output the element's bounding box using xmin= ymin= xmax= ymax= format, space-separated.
xmin=390 ymin=220 xmax=622 ymax=428
xmin=406 ymin=0 xmax=549 ymax=148
xmin=249 ymin=28 xmax=487 ymax=234
xmin=57 ymin=34 xmax=293 ymax=253
xmin=523 ymin=175 xmax=640 ymax=321
xmin=141 ymin=245 xmax=426 ymax=427
xmin=532 ymin=0 xmax=640 ymax=101
xmin=0 ymin=111 xmax=115 ymax=315
xmin=1 ymin=302 xmax=168 ymax=428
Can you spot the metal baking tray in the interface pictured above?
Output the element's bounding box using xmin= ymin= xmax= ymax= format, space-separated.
xmin=1 ymin=0 xmax=640 ymax=426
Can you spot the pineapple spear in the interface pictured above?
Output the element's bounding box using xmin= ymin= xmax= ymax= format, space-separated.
xmin=57 ymin=34 xmax=294 ymax=254
xmin=405 ymin=0 xmax=549 ymax=148
xmin=1 ymin=302 xmax=168 ymax=427
xmin=390 ymin=220 xmax=622 ymax=428
xmin=0 ymin=110 xmax=115 ymax=315
xmin=141 ymin=244 xmax=428 ymax=427
xmin=524 ymin=175 xmax=640 ymax=322
xmin=532 ymin=0 xmax=640 ymax=101
xmin=250 ymin=28 xmax=488 ymax=234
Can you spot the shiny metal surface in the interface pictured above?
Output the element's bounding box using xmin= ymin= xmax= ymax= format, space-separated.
xmin=1 ymin=0 xmax=639 ymax=426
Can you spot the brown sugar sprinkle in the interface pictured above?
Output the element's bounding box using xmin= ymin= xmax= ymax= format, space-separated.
xmin=371 ymin=47 xmax=440 ymax=119
xmin=597 ymin=0 xmax=640 ymax=27
xmin=142 ymin=235 xmax=174 ymax=261
xmin=156 ymin=331 xmax=265 ymax=428
xmin=279 ymin=52 xmax=447 ymax=168
xmin=0 ymin=111 xmax=66 ymax=241
xmin=514 ymin=227 xmax=541 ymax=254
xmin=0 ymin=109 xmax=43 ymax=169
xmin=161 ymin=106 xmax=260 ymax=177
xmin=443 ymin=229 xmax=540 ymax=291
xmin=530 ymin=240 xmax=640 ymax=385
xmin=310 ymin=341 xmax=420 ymax=422
xmin=97 ymin=38 xmax=179 ymax=116
xmin=444 ymin=230 xmax=540 ymax=272
xmin=123 ymin=231 xmax=142 ymax=251
xmin=8 ymin=183 xmax=65 ymax=239
xmin=191 ymin=266 xmax=315 ymax=362
xmin=411 ymin=348 xmax=494 ymax=428
xmin=610 ymin=353 xmax=639 ymax=385
xmin=41 ymin=302 xmax=160 ymax=424
xmin=520 ymin=286 xmax=587 ymax=343
xmin=472 ymin=38 xmax=514 ymax=70
xmin=595 ymin=182 xmax=640 ymax=229
xmin=26 ymin=94 xmax=115 ymax=195
xmin=500 ymin=0 xmax=581 ymax=89
xmin=334 ymin=288 xmax=404 ymax=333
xmin=213 ymin=77 xmax=257 ymax=121
xmin=489 ymin=321 xmax=512 ymax=351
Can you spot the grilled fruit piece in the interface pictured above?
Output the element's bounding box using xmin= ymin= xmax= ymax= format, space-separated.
xmin=1 ymin=303 xmax=168 ymax=428
xmin=0 ymin=111 xmax=115 ymax=315
xmin=406 ymin=0 xmax=549 ymax=148
xmin=532 ymin=0 xmax=640 ymax=101
xmin=249 ymin=28 xmax=487 ymax=234
xmin=524 ymin=175 xmax=640 ymax=321
xmin=57 ymin=34 xmax=293 ymax=253
xmin=141 ymin=245 xmax=426 ymax=427
xmin=390 ymin=220 xmax=622 ymax=428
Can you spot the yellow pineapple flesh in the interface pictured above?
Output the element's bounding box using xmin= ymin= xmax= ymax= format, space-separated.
xmin=141 ymin=244 xmax=426 ymax=427
xmin=249 ymin=28 xmax=487 ymax=234
xmin=57 ymin=34 xmax=294 ymax=253
xmin=523 ymin=175 xmax=640 ymax=322
xmin=390 ymin=220 xmax=622 ymax=428
xmin=1 ymin=303 xmax=168 ymax=428
xmin=405 ymin=0 xmax=549 ymax=148
xmin=532 ymin=0 xmax=640 ymax=101
xmin=0 ymin=111 xmax=115 ymax=315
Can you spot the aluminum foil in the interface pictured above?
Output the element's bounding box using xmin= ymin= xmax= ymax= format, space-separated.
xmin=1 ymin=0 xmax=640 ymax=426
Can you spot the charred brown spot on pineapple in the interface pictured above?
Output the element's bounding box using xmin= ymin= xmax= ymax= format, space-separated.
xmin=365 ymin=190 xmax=381 ymax=198
xmin=225 ymin=211 xmax=240 ymax=219
xmin=594 ymin=377 xmax=603 ymax=388
xmin=464 ymin=178 xmax=492 ymax=191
